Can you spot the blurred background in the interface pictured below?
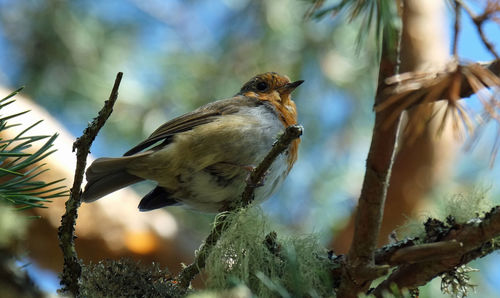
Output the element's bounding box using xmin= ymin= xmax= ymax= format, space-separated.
xmin=0 ymin=0 xmax=499 ymax=296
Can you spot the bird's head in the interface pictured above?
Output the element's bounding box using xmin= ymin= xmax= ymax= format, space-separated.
xmin=238 ymin=72 xmax=303 ymax=126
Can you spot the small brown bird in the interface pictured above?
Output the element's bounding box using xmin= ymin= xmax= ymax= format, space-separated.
xmin=82 ymin=72 xmax=303 ymax=212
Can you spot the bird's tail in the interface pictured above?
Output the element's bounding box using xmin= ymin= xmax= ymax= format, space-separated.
xmin=82 ymin=156 xmax=144 ymax=202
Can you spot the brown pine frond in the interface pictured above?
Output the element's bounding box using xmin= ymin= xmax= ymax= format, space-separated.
xmin=376 ymin=61 xmax=500 ymax=161
xmin=304 ymin=0 xmax=325 ymax=20
xmin=485 ymin=0 xmax=500 ymax=18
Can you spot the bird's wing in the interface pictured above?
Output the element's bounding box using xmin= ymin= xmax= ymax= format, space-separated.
xmin=124 ymin=96 xmax=263 ymax=156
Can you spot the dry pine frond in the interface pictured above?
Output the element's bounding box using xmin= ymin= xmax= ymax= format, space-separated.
xmin=376 ymin=61 xmax=500 ymax=162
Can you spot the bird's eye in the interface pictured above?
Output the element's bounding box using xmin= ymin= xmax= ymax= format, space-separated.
xmin=256 ymin=81 xmax=268 ymax=91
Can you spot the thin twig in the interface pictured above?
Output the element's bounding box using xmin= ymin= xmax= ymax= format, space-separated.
xmin=174 ymin=125 xmax=303 ymax=291
xmin=452 ymin=0 xmax=461 ymax=59
xmin=476 ymin=20 xmax=500 ymax=59
xmin=57 ymin=72 xmax=123 ymax=296
xmin=395 ymin=0 xmax=404 ymax=76
xmin=174 ymin=212 xmax=230 ymax=290
xmin=457 ymin=0 xmax=500 ymax=59
xmin=241 ymin=125 xmax=303 ymax=205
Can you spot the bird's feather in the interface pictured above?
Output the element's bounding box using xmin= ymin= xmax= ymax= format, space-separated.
xmin=138 ymin=186 xmax=179 ymax=211
xmin=83 ymin=97 xmax=267 ymax=203
xmin=124 ymin=96 xmax=265 ymax=156
xmin=83 ymin=155 xmax=146 ymax=202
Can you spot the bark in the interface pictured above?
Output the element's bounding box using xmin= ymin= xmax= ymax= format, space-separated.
xmin=336 ymin=0 xmax=457 ymax=296
xmin=372 ymin=206 xmax=500 ymax=295
xmin=332 ymin=0 xmax=457 ymax=255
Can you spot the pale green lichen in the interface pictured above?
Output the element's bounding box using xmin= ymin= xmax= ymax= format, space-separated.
xmin=187 ymin=284 xmax=253 ymax=298
xmin=204 ymin=207 xmax=334 ymax=297
xmin=396 ymin=188 xmax=492 ymax=241
xmin=0 ymin=204 xmax=27 ymax=248
xmin=394 ymin=189 xmax=491 ymax=297
xmin=395 ymin=216 xmax=427 ymax=242
xmin=442 ymin=189 xmax=492 ymax=224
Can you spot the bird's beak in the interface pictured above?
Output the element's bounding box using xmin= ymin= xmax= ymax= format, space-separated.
xmin=279 ymin=80 xmax=304 ymax=95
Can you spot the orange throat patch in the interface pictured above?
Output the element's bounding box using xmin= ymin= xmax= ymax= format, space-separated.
xmin=243 ymin=91 xmax=300 ymax=172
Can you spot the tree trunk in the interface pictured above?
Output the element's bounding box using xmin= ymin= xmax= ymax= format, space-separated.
xmin=333 ymin=0 xmax=458 ymax=253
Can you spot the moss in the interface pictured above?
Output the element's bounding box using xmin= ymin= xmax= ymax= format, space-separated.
xmin=204 ymin=207 xmax=334 ymax=297
xmin=80 ymin=259 xmax=179 ymax=298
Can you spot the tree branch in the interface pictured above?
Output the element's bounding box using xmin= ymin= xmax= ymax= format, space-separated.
xmin=457 ymin=0 xmax=499 ymax=59
xmin=452 ymin=0 xmax=461 ymax=59
xmin=241 ymin=125 xmax=303 ymax=205
xmin=376 ymin=240 xmax=463 ymax=266
xmin=372 ymin=206 xmax=500 ymax=296
xmin=174 ymin=125 xmax=303 ymax=292
xmin=329 ymin=206 xmax=500 ymax=296
xmin=335 ymin=36 xmax=401 ymax=295
xmin=336 ymin=110 xmax=399 ymax=296
xmin=58 ymin=72 xmax=123 ymax=296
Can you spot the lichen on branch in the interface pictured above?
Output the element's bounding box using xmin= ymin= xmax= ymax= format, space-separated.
xmin=58 ymin=72 xmax=123 ymax=296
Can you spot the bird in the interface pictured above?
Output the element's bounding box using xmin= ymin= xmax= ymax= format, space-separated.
xmin=82 ymin=72 xmax=303 ymax=212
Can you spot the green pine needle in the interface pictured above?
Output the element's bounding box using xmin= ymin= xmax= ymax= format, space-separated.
xmin=0 ymin=88 xmax=67 ymax=209
xmin=0 ymin=87 xmax=24 ymax=103
xmin=307 ymin=0 xmax=399 ymax=52
xmin=0 ymin=168 xmax=24 ymax=176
